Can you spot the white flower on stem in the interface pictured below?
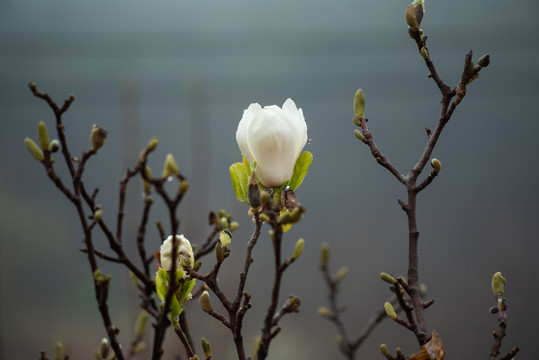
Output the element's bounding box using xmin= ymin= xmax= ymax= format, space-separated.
xmin=236 ymin=98 xmax=308 ymax=188
xmin=159 ymin=234 xmax=194 ymax=272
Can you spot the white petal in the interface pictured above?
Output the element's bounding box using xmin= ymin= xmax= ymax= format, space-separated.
xmin=236 ymin=103 xmax=261 ymax=163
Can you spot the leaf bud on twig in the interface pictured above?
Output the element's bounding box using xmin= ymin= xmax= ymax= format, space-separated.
xmin=48 ymin=139 xmax=60 ymax=153
xmin=55 ymin=341 xmax=64 ymax=360
xmin=162 ymin=153 xmax=180 ymax=178
xmin=38 ymin=121 xmax=50 ymax=150
xmin=179 ymin=179 xmax=189 ymax=196
xmin=420 ymin=47 xmax=429 ymax=59
xmin=384 ymin=301 xmax=398 ymax=320
xmin=199 ymin=291 xmax=212 ymax=313
xmin=215 ymin=241 xmax=225 ymax=264
xmin=353 ymin=129 xmax=366 ymax=143
xmin=477 ymin=54 xmax=491 ymax=68
xmin=379 ymin=344 xmax=390 ymax=357
xmin=317 ymin=306 xmax=332 ymax=318
xmin=380 ymin=272 xmax=397 ymax=284
xmin=147 ymin=137 xmax=158 ymax=152
xmin=335 ymin=266 xmax=349 ymax=282
xmin=292 ymin=238 xmax=305 ymax=260
xmin=24 ymin=137 xmax=44 ymax=162
xmin=99 ymin=338 xmax=110 ymax=359
xmin=135 ymin=310 xmax=149 ymax=336
xmin=201 ymin=338 xmax=212 ymax=358
xmin=93 ymin=205 xmax=103 ymax=221
xmin=405 ymin=0 xmax=424 ymax=32
xmin=431 ymin=158 xmax=442 ymax=173
xmin=319 ymin=242 xmax=330 ymax=266
xmin=219 ymin=229 xmax=232 ymax=249
xmin=491 ymin=272 xmax=506 ymax=296
xmin=353 ymin=88 xmax=365 ymax=118
xmin=189 ymin=356 xmax=200 ymax=360
xmin=90 ymin=124 xmax=107 ymax=152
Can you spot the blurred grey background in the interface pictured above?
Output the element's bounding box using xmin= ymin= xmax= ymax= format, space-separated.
xmin=1 ymin=0 xmax=538 ymax=359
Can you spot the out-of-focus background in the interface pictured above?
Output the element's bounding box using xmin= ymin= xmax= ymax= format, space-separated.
xmin=1 ymin=0 xmax=538 ymax=358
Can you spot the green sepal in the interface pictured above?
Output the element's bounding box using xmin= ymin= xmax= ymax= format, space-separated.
xmin=229 ymin=157 xmax=251 ymax=204
xmin=156 ymin=269 xmax=169 ymax=302
xmin=289 ymin=151 xmax=313 ymax=190
xmin=180 ymin=278 xmax=196 ymax=304
xmin=280 ymin=209 xmax=292 ymax=232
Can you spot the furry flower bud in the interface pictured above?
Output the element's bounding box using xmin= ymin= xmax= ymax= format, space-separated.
xmin=159 ymin=235 xmax=194 ymax=271
xmin=90 ymin=124 xmax=107 ymax=152
xmin=405 ymin=0 xmax=424 ymax=32
xmin=24 ymin=137 xmax=44 ymax=162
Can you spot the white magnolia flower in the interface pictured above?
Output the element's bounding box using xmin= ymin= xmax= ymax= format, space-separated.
xmin=159 ymin=234 xmax=194 ymax=271
xmin=236 ymin=98 xmax=308 ymax=188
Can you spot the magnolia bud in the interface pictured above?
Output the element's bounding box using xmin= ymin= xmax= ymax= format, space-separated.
xmin=229 ymin=221 xmax=239 ymax=231
xmin=179 ymin=180 xmax=189 ymax=196
xmin=215 ymin=242 xmax=225 ymax=263
xmin=219 ymin=229 xmax=232 ymax=248
xmin=292 ymin=238 xmax=305 ymax=260
xmin=380 ymin=272 xmax=397 ymax=284
xmin=93 ymin=205 xmax=103 ymax=221
xmin=379 ymin=344 xmax=390 ymax=357
xmin=37 ymin=121 xmax=50 ymax=150
xmin=491 ymin=272 xmax=506 ymax=296
xmin=335 ymin=266 xmax=349 ymax=282
xmin=478 ymin=54 xmax=491 ymax=68
xmin=405 ymin=0 xmax=424 ymax=32
xmin=431 ymin=158 xmax=442 ymax=173
xmin=353 ymin=129 xmax=366 ymax=143
xmin=420 ymin=47 xmax=429 ymax=59
xmin=55 ymin=341 xmax=64 ymax=360
xmin=48 ymin=139 xmax=60 ymax=153
xmin=353 ymin=89 xmax=365 ymax=118
xmin=189 ymin=356 xmax=200 ymax=360
xmin=319 ymin=242 xmax=330 ymax=266
xmin=162 ymin=154 xmax=180 ymax=178
xmin=384 ymin=302 xmax=397 ymax=320
xmin=199 ymin=290 xmax=212 ymax=313
xmin=142 ymin=166 xmax=152 ymax=191
xmin=24 ymin=137 xmax=44 ymax=162
xmin=147 ymin=137 xmax=158 ymax=152
xmin=201 ymin=338 xmax=212 ymax=358
xmin=135 ymin=310 xmax=149 ymax=336
xmin=317 ymin=306 xmax=332 ymax=318
xmin=90 ymin=124 xmax=107 ymax=152
xmin=100 ymin=338 xmax=110 ymax=358
xmin=258 ymin=213 xmax=271 ymax=223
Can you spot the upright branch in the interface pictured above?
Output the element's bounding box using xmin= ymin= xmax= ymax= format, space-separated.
xmin=350 ymin=0 xmax=491 ymax=352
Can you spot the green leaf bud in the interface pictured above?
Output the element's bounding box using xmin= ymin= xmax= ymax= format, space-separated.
xmin=142 ymin=166 xmax=152 ymax=191
xmin=133 ymin=342 xmax=146 ymax=355
xmin=384 ymin=301 xmax=397 ymax=320
xmin=319 ymin=242 xmax=330 ymax=266
xmin=491 ymin=271 xmax=506 ymax=296
xmin=199 ymin=290 xmax=212 ymax=313
xmin=93 ymin=206 xmax=103 ymax=221
xmin=162 ymin=153 xmax=180 ymax=178
xmin=253 ymin=336 xmax=261 ymax=359
xmin=55 ymin=341 xmax=64 ymax=360
xmin=219 ymin=229 xmax=232 ymax=248
xmin=419 ymin=283 xmax=428 ymax=298
xmin=38 ymin=121 xmax=50 ymax=150
xmin=215 ymin=241 xmax=225 ymax=264
xmin=48 ymin=139 xmax=60 ymax=153
xmin=135 ymin=310 xmax=149 ymax=336
xmin=379 ymin=343 xmax=390 ymax=357
xmin=258 ymin=213 xmax=271 ymax=223
xmin=405 ymin=0 xmax=424 ymax=32
xmin=189 ymin=356 xmax=200 ymax=360
xmin=229 ymin=221 xmax=239 ymax=231
xmin=317 ymin=306 xmax=332 ymax=318
xmin=335 ymin=266 xmax=349 ymax=282
xmin=100 ymin=338 xmax=110 ymax=358
xmin=24 ymin=137 xmax=44 ymax=162
xmin=293 ymin=238 xmax=305 ymax=260
xmin=90 ymin=124 xmax=108 ymax=152
xmin=193 ymin=260 xmax=202 ymax=272
xmin=201 ymin=338 xmax=212 ymax=358
xmin=353 ymin=129 xmax=366 ymax=143
xmin=179 ymin=179 xmax=189 ymax=196
xmin=353 ymin=88 xmax=365 ymax=118
xmin=147 ymin=137 xmax=158 ymax=152
xmin=420 ymin=47 xmax=429 ymax=59
xmin=129 ymin=271 xmax=141 ymax=287
xmin=380 ymin=272 xmax=397 ymax=284
xmin=431 ymin=158 xmax=442 ymax=173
